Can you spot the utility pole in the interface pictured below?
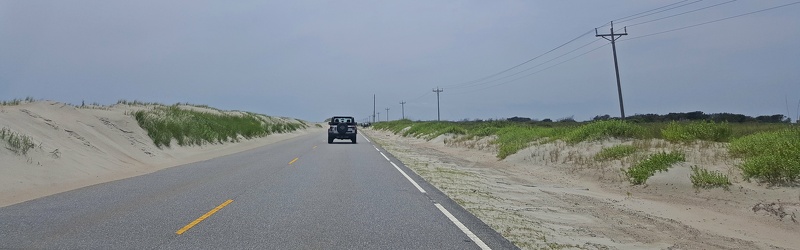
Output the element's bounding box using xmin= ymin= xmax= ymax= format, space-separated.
xmin=433 ymin=87 xmax=443 ymax=121
xmin=399 ymin=101 xmax=406 ymax=120
xmin=596 ymin=21 xmax=628 ymax=119
xmin=385 ymin=108 xmax=390 ymax=121
xmin=373 ymin=94 xmax=376 ymax=123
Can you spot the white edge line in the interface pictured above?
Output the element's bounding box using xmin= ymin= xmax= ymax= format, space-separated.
xmin=389 ymin=162 xmax=426 ymax=193
xmin=434 ymin=203 xmax=491 ymax=250
xmin=360 ymin=133 xmax=371 ymax=143
xmin=379 ymin=152 xmax=391 ymax=161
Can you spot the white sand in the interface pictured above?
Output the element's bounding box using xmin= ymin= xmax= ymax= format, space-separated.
xmin=365 ymin=129 xmax=800 ymax=250
xmin=0 ymin=101 xmax=323 ymax=207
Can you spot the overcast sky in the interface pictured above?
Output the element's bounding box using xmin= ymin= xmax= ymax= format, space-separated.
xmin=2 ymin=1 xmax=799 ymax=122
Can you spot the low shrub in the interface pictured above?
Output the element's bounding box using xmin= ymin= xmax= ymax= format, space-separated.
xmin=728 ymin=128 xmax=800 ymax=185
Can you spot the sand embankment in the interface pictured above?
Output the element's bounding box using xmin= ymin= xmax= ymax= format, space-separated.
xmin=364 ymin=128 xmax=800 ymax=250
xmin=0 ymin=101 xmax=322 ymax=207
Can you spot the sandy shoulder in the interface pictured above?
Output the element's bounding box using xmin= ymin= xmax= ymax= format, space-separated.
xmin=363 ymin=128 xmax=800 ymax=250
xmin=0 ymin=101 xmax=323 ymax=207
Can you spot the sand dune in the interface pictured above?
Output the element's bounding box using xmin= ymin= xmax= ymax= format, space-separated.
xmin=0 ymin=101 xmax=320 ymax=207
xmin=365 ymin=128 xmax=800 ymax=249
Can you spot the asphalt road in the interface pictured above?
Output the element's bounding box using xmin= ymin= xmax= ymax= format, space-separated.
xmin=0 ymin=131 xmax=517 ymax=249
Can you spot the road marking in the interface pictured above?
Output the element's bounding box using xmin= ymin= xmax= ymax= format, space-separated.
xmin=379 ymin=152 xmax=391 ymax=162
xmin=288 ymin=157 xmax=299 ymax=165
xmin=434 ymin=203 xmax=491 ymax=250
xmin=390 ymin=162 xmax=426 ymax=193
xmin=361 ymin=134 xmax=371 ymax=143
xmin=176 ymin=199 xmax=233 ymax=235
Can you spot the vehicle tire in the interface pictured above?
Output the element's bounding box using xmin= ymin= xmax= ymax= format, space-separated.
xmin=351 ymin=136 xmax=357 ymax=144
xmin=328 ymin=136 xmax=333 ymax=144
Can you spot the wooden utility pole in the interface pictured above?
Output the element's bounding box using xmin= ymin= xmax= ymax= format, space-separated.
xmin=596 ymin=21 xmax=628 ymax=119
xmin=399 ymin=101 xmax=406 ymax=120
xmin=433 ymin=88 xmax=443 ymax=121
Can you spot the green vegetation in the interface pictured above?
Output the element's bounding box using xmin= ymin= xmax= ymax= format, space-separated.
xmin=661 ymin=121 xmax=732 ymax=142
xmin=373 ymin=119 xmax=794 ymax=184
xmin=0 ymin=97 xmax=35 ymax=106
xmin=690 ymin=166 xmax=731 ymax=189
xmin=561 ymin=120 xmax=645 ymax=143
xmin=729 ymin=127 xmax=800 ymax=185
xmin=1 ymin=127 xmax=36 ymax=155
xmin=133 ymin=106 xmax=306 ymax=148
xmin=594 ymin=145 xmax=637 ymax=161
xmin=625 ymin=152 xmax=686 ymax=185
xmin=375 ymin=120 xmax=646 ymax=159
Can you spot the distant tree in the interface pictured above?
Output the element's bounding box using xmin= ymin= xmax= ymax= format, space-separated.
xmin=685 ymin=111 xmax=709 ymax=121
xmin=507 ymin=116 xmax=532 ymax=122
xmin=592 ymin=114 xmax=611 ymax=121
xmin=541 ymin=118 xmax=553 ymax=123
xmin=557 ymin=116 xmax=576 ymax=123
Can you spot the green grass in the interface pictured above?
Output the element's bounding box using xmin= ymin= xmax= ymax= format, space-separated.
xmin=134 ymin=106 xmax=305 ymax=148
xmin=594 ymin=145 xmax=637 ymax=161
xmin=0 ymin=127 xmax=36 ymax=155
xmin=728 ymin=127 xmax=800 ymax=185
xmin=690 ymin=166 xmax=731 ymax=189
xmin=560 ymin=120 xmax=645 ymax=143
xmin=661 ymin=121 xmax=732 ymax=142
xmin=625 ymin=151 xmax=686 ymax=185
xmin=0 ymin=97 xmax=35 ymax=106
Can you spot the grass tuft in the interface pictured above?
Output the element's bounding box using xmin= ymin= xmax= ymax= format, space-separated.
xmin=1 ymin=127 xmax=36 ymax=155
xmin=594 ymin=145 xmax=637 ymax=161
xmin=625 ymin=151 xmax=685 ymax=185
xmin=690 ymin=166 xmax=731 ymax=190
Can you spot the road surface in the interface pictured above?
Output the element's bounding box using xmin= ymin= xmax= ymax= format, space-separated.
xmin=0 ymin=131 xmax=517 ymax=249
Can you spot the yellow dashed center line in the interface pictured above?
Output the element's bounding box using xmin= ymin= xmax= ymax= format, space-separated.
xmin=288 ymin=157 xmax=299 ymax=165
xmin=176 ymin=199 xmax=233 ymax=235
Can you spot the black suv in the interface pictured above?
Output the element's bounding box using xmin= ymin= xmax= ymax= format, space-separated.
xmin=328 ymin=116 xmax=357 ymax=143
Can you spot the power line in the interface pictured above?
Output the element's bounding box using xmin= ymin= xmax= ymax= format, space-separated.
xmin=626 ymin=0 xmax=738 ymax=28
xmin=624 ymin=1 xmax=800 ymax=41
xmin=616 ymin=0 xmax=705 ymax=24
xmin=450 ymin=38 xmax=604 ymax=91
xmin=458 ymin=43 xmax=610 ymax=94
xmin=441 ymin=29 xmax=595 ymax=89
xmin=611 ymin=0 xmax=694 ymax=23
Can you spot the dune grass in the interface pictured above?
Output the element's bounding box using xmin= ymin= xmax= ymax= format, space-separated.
xmin=0 ymin=127 xmax=36 ymax=155
xmin=594 ymin=145 xmax=637 ymax=161
xmin=0 ymin=97 xmax=35 ymax=106
xmin=134 ymin=106 xmax=305 ymax=148
xmin=690 ymin=166 xmax=731 ymax=189
xmin=661 ymin=121 xmax=732 ymax=142
xmin=625 ymin=152 xmax=686 ymax=185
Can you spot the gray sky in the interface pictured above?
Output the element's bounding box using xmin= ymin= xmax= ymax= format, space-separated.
xmin=2 ymin=1 xmax=799 ymax=122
